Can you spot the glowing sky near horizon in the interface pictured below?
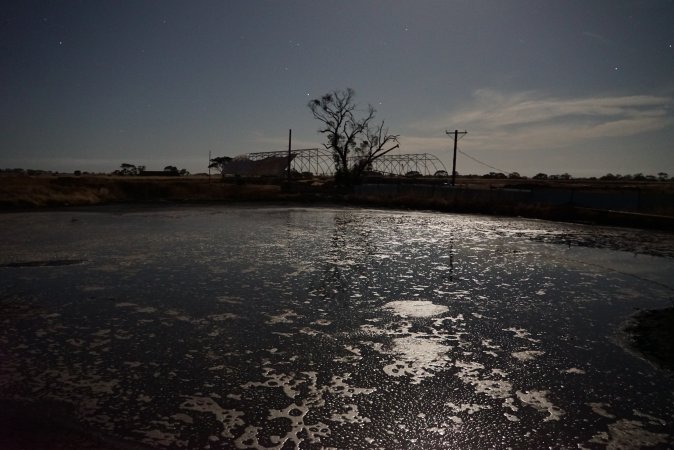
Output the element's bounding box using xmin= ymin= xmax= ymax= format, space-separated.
xmin=1 ymin=0 xmax=673 ymax=176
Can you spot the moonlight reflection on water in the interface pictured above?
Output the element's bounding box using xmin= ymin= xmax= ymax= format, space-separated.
xmin=1 ymin=206 xmax=673 ymax=448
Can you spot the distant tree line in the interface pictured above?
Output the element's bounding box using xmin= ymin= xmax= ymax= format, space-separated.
xmin=596 ymin=172 xmax=669 ymax=181
xmin=1 ymin=166 xmax=669 ymax=182
xmin=111 ymin=163 xmax=189 ymax=176
xmin=526 ymin=172 xmax=669 ymax=181
xmin=0 ymin=168 xmax=59 ymax=175
xmin=451 ymin=172 xmax=670 ymax=181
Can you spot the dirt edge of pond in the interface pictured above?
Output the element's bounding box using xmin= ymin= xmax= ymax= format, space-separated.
xmin=623 ymin=307 xmax=674 ymax=374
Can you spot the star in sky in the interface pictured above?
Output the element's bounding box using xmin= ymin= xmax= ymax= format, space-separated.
xmin=1 ymin=0 xmax=672 ymax=176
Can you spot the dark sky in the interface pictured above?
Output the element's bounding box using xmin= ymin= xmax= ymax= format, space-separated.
xmin=2 ymin=0 xmax=673 ymax=176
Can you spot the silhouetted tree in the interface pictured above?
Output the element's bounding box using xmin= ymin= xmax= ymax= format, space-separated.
xmin=351 ymin=120 xmax=399 ymax=180
xmin=164 ymin=165 xmax=179 ymax=174
xmin=309 ymin=88 xmax=396 ymax=184
xmin=114 ymin=163 xmax=143 ymax=176
xmin=657 ymin=172 xmax=669 ymax=181
xmin=209 ymin=156 xmax=232 ymax=179
xmin=532 ymin=173 xmax=548 ymax=180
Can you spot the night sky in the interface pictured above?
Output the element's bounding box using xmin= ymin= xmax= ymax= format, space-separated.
xmin=2 ymin=1 xmax=673 ymax=176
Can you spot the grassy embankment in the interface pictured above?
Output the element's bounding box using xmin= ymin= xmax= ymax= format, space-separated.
xmin=0 ymin=174 xmax=284 ymax=207
xmin=2 ymin=174 xmax=674 ymax=228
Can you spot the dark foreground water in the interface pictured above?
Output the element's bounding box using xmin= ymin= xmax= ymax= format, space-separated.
xmin=1 ymin=206 xmax=673 ymax=449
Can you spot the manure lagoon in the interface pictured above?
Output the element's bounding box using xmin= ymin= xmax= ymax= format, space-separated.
xmin=1 ymin=206 xmax=673 ymax=449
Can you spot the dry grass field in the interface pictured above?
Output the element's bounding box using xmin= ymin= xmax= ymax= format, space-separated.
xmin=0 ymin=174 xmax=283 ymax=207
xmin=1 ymin=173 xmax=673 ymax=228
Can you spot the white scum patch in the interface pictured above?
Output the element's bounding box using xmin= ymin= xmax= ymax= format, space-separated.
xmin=217 ymin=296 xmax=243 ymax=304
xmin=454 ymin=360 xmax=513 ymax=399
xmin=344 ymin=345 xmax=361 ymax=356
xmin=298 ymin=327 xmax=323 ymax=337
xmin=209 ymin=313 xmax=239 ymax=321
xmin=241 ymin=367 xmax=304 ymax=399
xmin=115 ymin=302 xmax=137 ymax=308
xmin=481 ymin=339 xmax=501 ymax=350
xmin=330 ymin=404 xmax=371 ymax=424
xmin=502 ymin=327 xmax=540 ymax=343
xmin=136 ymin=428 xmax=187 ymax=448
xmin=516 ymin=390 xmax=564 ymax=422
xmin=382 ymin=336 xmax=452 ymax=384
xmin=311 ymin=319 xmax=332 ymax=326
xmin=511 ymin=350 xmax=545 ymax=361
xmin=633 ymin=410 xmax=667 ymax=426
xmin=563 ymin=367 xmax=586 ymax=374
xmin=271 ymin=332 xmax=294 ymax=337
xmin=249 ymin=367 xmax=375 ymax=439
xmin=503 ymin=398 xmax=519 ymax=412
xmin=445 ymin=402 xmax=492 ymax=415
xmin=490 ymin=368 xmax=508 ymax=378
xmin=427 ymin=426 xmax=447 ymax=435
xmin=588 ymin=402 xmax=616 ymax=419
xmin=433 ymin=315 xmax=464 ymax=327
xmin=325 ymin=374 xmax=376 ymax=397
xmin=589 ymin=419 xmax=669 ymax=448
xmin=384 ymin=300 xmax=449 ymax=318
xmin=238 ymin=368 xmax=374 ymax=448
xmin=265 ymin=309 xmax=300 ymax=325
xmin=234 ymin=426 xmax=262 ymax=449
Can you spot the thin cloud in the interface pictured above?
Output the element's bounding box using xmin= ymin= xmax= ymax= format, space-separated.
xmin=406 ymin=89 xmax=673 ymax=153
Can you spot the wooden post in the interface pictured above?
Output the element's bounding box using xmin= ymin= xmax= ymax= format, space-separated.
xmin=446 ymin=130 xmax=467 ymax=187
xmin=287 ymin=129 xmax=292 ymax=184
xmin=452 ymin=130 xmax=458 ymax=187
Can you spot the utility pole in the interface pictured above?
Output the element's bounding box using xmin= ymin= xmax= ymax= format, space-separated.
xmin=445 ymin=130 xmax=467 ymax=187
xmin=287 ymin=129 xmax=292 ymax=184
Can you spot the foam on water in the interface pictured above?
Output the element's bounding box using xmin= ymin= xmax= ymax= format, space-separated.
xmin=1 ymin=207 xmax=673 ymax=448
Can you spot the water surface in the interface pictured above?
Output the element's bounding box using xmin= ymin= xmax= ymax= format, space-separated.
xmin=1 ymin=206 xmax=673 ymax=448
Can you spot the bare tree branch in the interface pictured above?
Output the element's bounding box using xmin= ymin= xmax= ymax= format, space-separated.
xmin=308 ymin=88 xmax=398 ymax=184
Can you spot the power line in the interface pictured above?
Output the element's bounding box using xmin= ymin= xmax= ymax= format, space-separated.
xmin=457 ymin=149 xmax=513 ymax=175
